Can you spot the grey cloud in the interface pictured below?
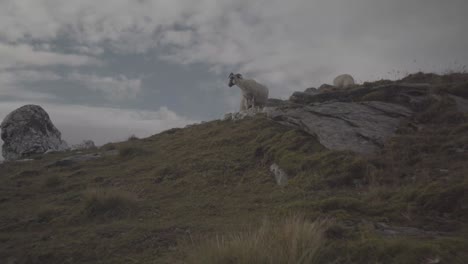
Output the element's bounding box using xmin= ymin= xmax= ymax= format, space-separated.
xmin=0 ymin=70 xmax=62 ymax=100
xmin=0 ymin=43 xmax=101 ymax=69
xmin=72 ymin=46 xmax=105 ymax=56
xmin=0 ymin=69 xmax=141 ymax=102
xmin=67 ymin=73 xmax=142 ymax=101
xmin=2 ymin=1 xmax=466 ymax=91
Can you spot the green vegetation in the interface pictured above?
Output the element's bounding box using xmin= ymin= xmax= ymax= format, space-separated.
xmin=0 ymin=73 xmax=467 ymax=263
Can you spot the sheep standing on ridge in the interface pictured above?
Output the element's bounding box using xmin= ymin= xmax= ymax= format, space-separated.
xmin=333 ymin=74 xmax=355 ymax=88
xmin=228 ymin=73 xmax=269 ymax=111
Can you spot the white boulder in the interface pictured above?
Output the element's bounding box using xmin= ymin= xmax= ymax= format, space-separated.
xmin=333 ymin=74 xmax=355 ymax=88
xmin=1 ymin=105 xmax=68 ymax=160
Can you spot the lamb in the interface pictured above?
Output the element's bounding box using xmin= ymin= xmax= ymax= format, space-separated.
xmin=333 ymin=74 xmax=355 ymax=88
xmin=228 ymin=73 xmax=269 ymax=111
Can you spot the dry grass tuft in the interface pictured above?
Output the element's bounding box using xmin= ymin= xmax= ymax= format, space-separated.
xmin=82 ymin=188 xmax=138 ymax=218
xmin=188 ymin=216 xmax=330 ymax=264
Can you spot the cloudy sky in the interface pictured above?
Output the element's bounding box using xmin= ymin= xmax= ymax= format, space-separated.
xmin=1 ymin=0 xmax=467 ymax=158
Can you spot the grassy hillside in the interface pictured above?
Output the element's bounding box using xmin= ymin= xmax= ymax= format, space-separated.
xmin=1 ymin=73 xmax=467 ymax=263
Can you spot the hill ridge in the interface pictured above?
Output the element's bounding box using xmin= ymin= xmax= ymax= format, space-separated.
xmin=0 ymin=72 xmax=467 ymax=263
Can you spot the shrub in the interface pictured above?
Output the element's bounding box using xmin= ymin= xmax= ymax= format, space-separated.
xmin=82 ymin=188 xmax=138 ymax=218
xmin=118 ymin=145 xmax=146 ymax=158
xmin=128 ymin=134 xmax=139 ymax=141
xmin=188 ymin=216 xmax=330 ymax=264
xmin=101 ymin=143 xmax=116 ymax=151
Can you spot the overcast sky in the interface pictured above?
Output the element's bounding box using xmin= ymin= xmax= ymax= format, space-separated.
xmin=1 ymin=0 xmax=467 ymax=158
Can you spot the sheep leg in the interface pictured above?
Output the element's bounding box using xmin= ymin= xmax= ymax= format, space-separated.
xmin=244 ymin=96 xmax=253 ymax=111
xmin=248 ymin=96 xmax=256 ymax=110
xmin=240 ymin=97 xmax=248 ymax=111
xmin=251 ymin=97 xmax=258 ymax=110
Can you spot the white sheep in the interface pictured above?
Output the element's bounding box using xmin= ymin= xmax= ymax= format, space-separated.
xmin=228 ymin=73 xmax=269 ymax=111
xmin=333 ymin=74 xmax=355 ymax=88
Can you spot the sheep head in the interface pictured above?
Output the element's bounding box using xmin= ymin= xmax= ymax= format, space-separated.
xmin=228 ymin=73 xmax=243 ymax=87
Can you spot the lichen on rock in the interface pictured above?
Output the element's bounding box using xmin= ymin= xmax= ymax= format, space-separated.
xmin=1 ymin=104 xmax=68 ymax=160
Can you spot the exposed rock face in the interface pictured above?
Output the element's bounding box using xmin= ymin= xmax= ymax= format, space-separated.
xmin=71 ymin=140 xmax=96 ymax=150
xmin=265 ymin=79 xmax=468 ymax=154
xmin=225 ymin=73 xmax=468 ymax=155
xmin=1 ymin=105 xmax=68 ymax=160
xmin=449 ymin=95 xmax=468 ymax=113
xmin=266 ymin=101 xmax=412 ymax=154
xmin=265 ymin=83 xmax=440 ymax=154
xmin=304 ymin=87 xmax=319 ymax=95
xmin=224 ymin=108 xmax=266 ymax=121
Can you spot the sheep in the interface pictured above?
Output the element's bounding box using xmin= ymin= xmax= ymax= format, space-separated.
xmin=333 ymin=74 xmax=355 ymax=88
xmin=228 ymin=73 xmax=269 ymax=111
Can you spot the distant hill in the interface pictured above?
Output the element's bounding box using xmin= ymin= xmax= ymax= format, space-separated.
xmin=0 ymin=72 xmax=467 ymax=263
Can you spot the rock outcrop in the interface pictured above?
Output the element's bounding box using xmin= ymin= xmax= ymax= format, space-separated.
xmin=224 ymin=108 xmax=266 ymax=121
xmin=71 ymin=140 xmax=96 ymax=150
xmin=450 ymin=94 xmax=468 ymax=113
xmin=263 ymin=77 xmax=468 ymax=154
xmin=265 ymin=101 xmax=412 ymax=154
xmin=223 ymin=73 xmax=468 ymax=155
xmin=1 ymin=105 xmax=68 ymax=160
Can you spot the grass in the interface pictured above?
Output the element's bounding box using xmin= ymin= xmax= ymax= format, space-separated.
xmin=43 ymin=175 xmax=62 ymax=188
xmin=82 ymin=188 xmax=138 ymax=219
xmin=118 ymin=145 xmax=147 ymax=158
xmin=35 ymin=205 xmax=63 ymax=224
xmin=0 ymin=72 xmax=467 ymax=263
xmin=188 ymin=216 xmax=330 ymax=264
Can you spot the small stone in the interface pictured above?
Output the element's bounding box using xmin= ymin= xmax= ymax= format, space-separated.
xmin=455 ymin=148 xmax=465 ymax=153
xmin=224 ymin=108 xmax=265 ymax=121
xmin=269 ymin=163 xmax=288 ymax=186
xmin=71 ymin=140 xmax=96 ymax=150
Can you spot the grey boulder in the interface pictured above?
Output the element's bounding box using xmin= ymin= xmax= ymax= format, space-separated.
xmin=1 ymin=105 xmax=68 ymax=160
xmin=266 ymin=101 xmax=413 ymax=154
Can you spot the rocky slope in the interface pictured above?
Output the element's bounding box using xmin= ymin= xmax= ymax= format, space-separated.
xmin=264 ymin=74 xmax=468 ymax=154
xmin=0 ymin=73 xmax=467 ymax=264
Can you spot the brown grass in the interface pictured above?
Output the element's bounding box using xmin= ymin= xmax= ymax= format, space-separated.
xmin=118 ymin=145 xmax=147 ymax=158
xmin=82 ymin=188 xmax=138 ymax=218
xmin=43 ymin=175 xmax=62 ymax=188
xmin=0 ymin=74 xmax=467 ymax=263
xmin=188 ymin=216 xmax=330 ymax=264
